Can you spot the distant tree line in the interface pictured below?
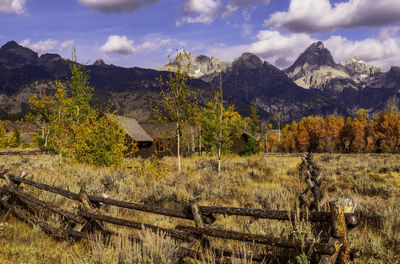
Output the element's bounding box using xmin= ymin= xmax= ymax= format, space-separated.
xmin=271 ymin=109 xmax=400 ymax=153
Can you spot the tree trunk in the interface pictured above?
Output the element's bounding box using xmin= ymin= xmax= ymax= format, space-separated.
xmin=44 ymin=129 xmax=50 ymax=147
xmin=218 ymin=133 xmax=222 ymax=175
xmin=218 ymin=72 xmax=223 ymax=175
xmin=198 ymin=125 xmax=202 ymax=156
xmin=41 ymin=122 xmax=45 ymax=140
xmin=177 ymin=122 xmax=181 ymax=173
xmin=190 ymin=126 xmax=195 ymax=153
xmin=278 ymin=121 xmax=281 ymax=142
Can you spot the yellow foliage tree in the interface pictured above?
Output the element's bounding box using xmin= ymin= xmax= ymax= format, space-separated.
xmin=0 ymin=121 xmax=6 ymax=148
xmin=44 ymin=50 xmax=132 ymax=167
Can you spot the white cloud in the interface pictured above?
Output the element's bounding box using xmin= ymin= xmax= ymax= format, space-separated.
xmin=257 ymin=27 xmax=400 ymax=70
xmin=203 ymin=27 xmax=400 ymax=70
xmin=100 ymin=35 xmax=184 ymax=55
xmin=178 ymin=0 xmax=270 ymax=25
xmin=201 ymin=31 xmax=315 ymax=67
xmin=60 ymin=40 xmax=75 ymax=50
xmin=204 ymin=43 xmax=249 ymax=62
xmin=379 ymin=26 xmax=400 ymax=40
xmin=325 ymin=29 xmax=400 ymax=70
xmin=20 ymin=39 xmax=75 ymax=54
xmin=76 ymin=0 xmax=161 ymax=14
xmin=266 ymin=0 xmax=400 ymax=33
xmin=0 ymin=0 xmax=26 ymax=14
xmin=100 ymin=35 xmax=135 ymax=55
xmin=222 ymin=4 xmax=238 ymax=19
xmin=246 ymin=30 xmax=316 ymax=68
xmin=180 ymin=0 xmax=222 ymax=24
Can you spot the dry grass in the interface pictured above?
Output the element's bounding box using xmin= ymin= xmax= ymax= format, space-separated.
xmin=0 ymin=153 xmax=399 ymax=263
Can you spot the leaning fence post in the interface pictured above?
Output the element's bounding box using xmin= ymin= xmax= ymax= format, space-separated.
xmin=189 ymin=197 xmax=210 ymax=248
xmin=77 ymin=189 xmax=104 ymax=234
xmin=328 ymin=197 xmax=351 ymax=264
xmin=190 ymin=197 xmax=205 ymax=228
xmin=0 ymin=174 xmax=18 ymax=220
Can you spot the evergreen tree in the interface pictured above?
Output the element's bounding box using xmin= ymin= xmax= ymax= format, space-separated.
xmin=243 ymin=101 xmax=260 ymax=155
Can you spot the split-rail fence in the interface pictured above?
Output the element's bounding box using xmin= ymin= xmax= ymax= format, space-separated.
xmin=0 ymin=153 xmax=360 ymax=263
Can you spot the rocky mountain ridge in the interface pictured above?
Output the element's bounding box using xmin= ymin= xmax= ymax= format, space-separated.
xmin=0 ymin=40 xmax=399 ymax=122
xmin=284 ymin=41 xmax=388 ymax=93
xmin=159 ymin=54 xmax=230 ymax=79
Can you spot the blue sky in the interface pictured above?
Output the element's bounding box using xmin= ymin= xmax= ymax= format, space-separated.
xmin=1 ymin=0 xmax=400 ymax=70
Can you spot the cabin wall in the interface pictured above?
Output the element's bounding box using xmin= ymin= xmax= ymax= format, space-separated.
xmin=131 ymin=135 xmax=249 ymax=158
xmin=230 ymin=135 xmax=248 ymax=155
xmin=134 ymin=138 xmax=179 ymax=158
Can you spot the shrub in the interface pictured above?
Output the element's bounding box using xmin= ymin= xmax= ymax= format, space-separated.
xmin=39 ymin=51 xmax=133 ymax=167
xmin=242 ymin=137 xmax=260 ymax=156
xmin=72 ymin=114 xmax=128 ymax=167
xmin=0 ymin=122 xmax=6 ymax=148
xmin=8 ymin=129 xmax=21 ymax=148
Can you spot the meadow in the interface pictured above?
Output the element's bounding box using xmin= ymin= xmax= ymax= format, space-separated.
xmin=0 ymin=153 xmax=399 ymax=263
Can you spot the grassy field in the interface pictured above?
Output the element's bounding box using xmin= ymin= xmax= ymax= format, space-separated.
xmin=0 ymin=153 xmax=399 ymax=263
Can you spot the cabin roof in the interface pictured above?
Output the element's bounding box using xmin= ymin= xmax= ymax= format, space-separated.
xmin=139 ymin=122 xmax=176 ymax=138
xmin=112 ymin=115 xmax=153 ymax=142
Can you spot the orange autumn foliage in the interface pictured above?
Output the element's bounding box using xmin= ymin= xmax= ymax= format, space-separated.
xmin=277 ymin=109 xmax=400 ymax=153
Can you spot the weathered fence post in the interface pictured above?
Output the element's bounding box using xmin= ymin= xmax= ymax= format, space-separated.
xmin=328 ymin=197 xmax=351 ymax=264
xmin=190 ymin=197 xmax=205 ymax=228
xmin=189 ymin=197 xmax=210 ymax=248
xmin=77 ymin=189 xmax=104 ymax=234
xmin=0 ymin=174 xmax=18 ymax=220
xmin=299 ymin=153 xmax=327 ymax=212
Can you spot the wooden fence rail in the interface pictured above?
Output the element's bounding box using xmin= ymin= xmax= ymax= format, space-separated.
xmin=0 ymin=172 xmax=358 ymax=227
xmin=0 ymin=168 xmax=359 ymax=263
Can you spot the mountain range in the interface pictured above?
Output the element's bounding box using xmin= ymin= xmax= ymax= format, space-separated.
xmin=0 ymin=40 xmax=399 ymax=122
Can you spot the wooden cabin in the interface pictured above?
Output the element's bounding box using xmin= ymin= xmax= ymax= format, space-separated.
xmin=139 ymin=122 xmax=178 ymax=157
xmin=114 ymin=114 xmax=259 ymax=158
xmin=111 ymin=115 xmax=153 ymax=157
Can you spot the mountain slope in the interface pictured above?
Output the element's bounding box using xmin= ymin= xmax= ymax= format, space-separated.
xmin=0 ymin=40 xmax=399 ymax=122
xmin=284 ymin=41 xmax=389 ymax=93
xmin=284 ymin=41 xmax=354 ymax=91
xmin=209 ymin=52 xmax=348 ymax=120
xmin=0 ymin=41 xmax=212 ymax=120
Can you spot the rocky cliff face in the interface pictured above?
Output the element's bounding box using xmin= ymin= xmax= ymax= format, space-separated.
xmin=208 ymin=52 xmax=348 ymax=120
xmin=340 ymin=56 xmax=383 ymax=77
xmin=284 ymin=41 xmax=353 ymax=91
xmin=159 ymin=54 xmax=230 ymax=79
xmin=284 ymin=41 xmax=388 ymax=93
xmin=285 ymin=41 xmax=337 ymax=80
xmin=385 ymin=66 xmax=400 ymax=90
